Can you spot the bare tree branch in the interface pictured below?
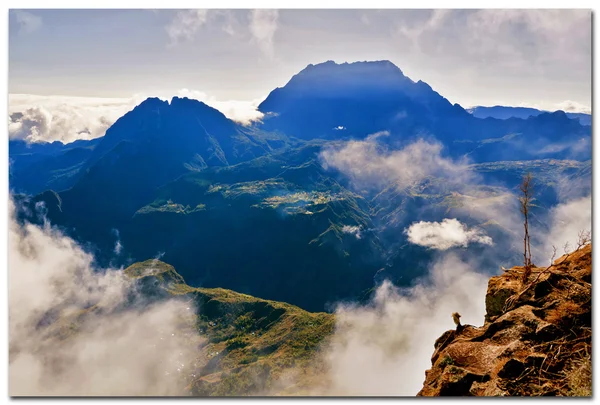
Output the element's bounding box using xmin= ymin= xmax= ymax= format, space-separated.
xmin=519 ymin=173 xmax=533 ymax=284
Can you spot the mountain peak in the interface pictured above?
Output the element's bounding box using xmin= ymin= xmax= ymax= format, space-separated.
xmin=292 ymin=60 xmax=407 ymax=84
xmin=302 ymin=59 xmax=402 ymax=72
xmin=170 ymin=96 xmax=208 ymax=107
xmin=135 ymin=97 xmax=169 ymax=110
xmin=257 ymin=59 xmax=462 ymax=139
xmin=259 ymin=60 xmax=414 ymax=116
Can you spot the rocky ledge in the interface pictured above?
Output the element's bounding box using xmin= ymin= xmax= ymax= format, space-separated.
xmin=418 ymin=244 xmax=591 ymax=397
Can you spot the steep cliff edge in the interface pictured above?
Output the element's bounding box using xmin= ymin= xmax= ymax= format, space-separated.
xmin=418 ymin=244 xmax=592 ymax=397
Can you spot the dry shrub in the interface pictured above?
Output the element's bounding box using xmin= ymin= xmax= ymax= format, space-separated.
xmin=545 ymin=301 xmax=581 ymax=327
xmin=566 ymin=354 xmax=591 ymax=397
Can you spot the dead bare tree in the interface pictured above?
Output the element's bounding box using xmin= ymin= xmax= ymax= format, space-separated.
xmin=519 ymin=173 xmax=534 ymax=283
xmin=577 ymin=230 xmax=591 ymax=250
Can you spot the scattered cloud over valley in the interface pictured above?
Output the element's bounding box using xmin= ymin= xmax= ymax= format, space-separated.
xmin=311 ymin=190 xmax=591 ymax=396
xmin=8 ymin=198 xmax=201 ymax=396
xmin=320 ymin=132 xmax=473 ymax=191
xmin=405 ymin=218 xmax=493 ymax=250
xmin=341 ymin=225 xmax=362 ymax=239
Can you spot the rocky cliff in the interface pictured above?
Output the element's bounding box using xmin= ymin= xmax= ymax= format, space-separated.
xmin=418 ymin=244 xmax=592 ymax=396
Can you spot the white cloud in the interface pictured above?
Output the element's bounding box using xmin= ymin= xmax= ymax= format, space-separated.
xmin=320 ymin=133 xmax=473 ymax=191
xmin=391 ymin=9 xmax=590 ymax=108
xmin=166 ymin=9 xmax=208 ymax=44
xmin=538 ymin=195 xmax=591 ymax=263
xmin=8 ymin=198 xmax=201 ymax=395
xmin=12 ymin=10 xmax=42 ymax=35
xmin=554 ymin=100 xmax=591 ymax=114
xmin=112 ymin=229 xmax=123 ymax=255
xmin=164 ymin=9 xmax=278 ymax=57
xmin=9 ymin=92 xmax=265 ymax=144
xmin=318 ymin=253 xmax=488 ymax=395
xmin=250 ymin=10 xmax=279 ymax=59
xmin=9 ymin=94 xmax=135 ymax=143
xmin=405 ymin=218 xmax=493 ymax=250
xmin=341 ymin=225 xmax=362 ymax=239
xmin=173 ymin=88 xmax=265 ymax=125
xmin=396 ymin=10 xmax=590 ymax=70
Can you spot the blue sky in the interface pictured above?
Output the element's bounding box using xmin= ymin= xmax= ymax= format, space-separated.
xmin=7 ymin=9 xmax=592 ymax=143
xmin=9 ymin=9 xmax=592 ymax=109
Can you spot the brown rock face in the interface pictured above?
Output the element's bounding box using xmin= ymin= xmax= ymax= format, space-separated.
xmin=418 ymin=244 xmax=591 ymax=397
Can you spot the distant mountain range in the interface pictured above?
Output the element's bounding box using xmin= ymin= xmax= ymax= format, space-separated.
xmin=468 ymin=105 xmax=591 ymax=126
xmin=10 ymin=60 xmax=592 ymax=312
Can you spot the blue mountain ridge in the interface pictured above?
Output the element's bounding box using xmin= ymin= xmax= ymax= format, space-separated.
xmin=10 ymin=60 xmax=592 ymax=312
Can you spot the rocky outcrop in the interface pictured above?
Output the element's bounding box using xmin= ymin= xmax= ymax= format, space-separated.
xmin=418 ymin=244 xmax=591 ymax=397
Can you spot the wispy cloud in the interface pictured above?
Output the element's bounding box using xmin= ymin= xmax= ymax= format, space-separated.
xmin=320 ymin=132 xmax=473 ymax=192
xmin=317 ymin=253 xmax=489 ymax=395
xmin=395 ymin=9 xmax=590 ymax=71
xmin=11 ymin=10 xmax=42 ymax=35
xmin=249 ymin=10 xmax=279 ymax=59
xmin=537 ymin=195 xmax=592 ymax=263
xmin=164 ymin=9 xmax=279 ymax=58
xmin=165 ymin=9 xmax=208 ymax=44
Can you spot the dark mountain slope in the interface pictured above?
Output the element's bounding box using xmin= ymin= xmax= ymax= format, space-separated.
xmin=11 ymin=60 xmax=592 ymax=313
xmin=21 ymin=97 xmax=293 ymax=258
xmin=17 ymin=142 xmax=383 ymax=312
xmin=258 ymin=60 xmax=472 ymax=141
xmin=117 ymin=144 xmax=384 ymax=311
xmin=9 ymin=138 xmax=101 ymax=194
xmin=258 ymin=61 xmax=591 ymax=162
xmin=9 ymin=97 xmax=292 ymax=196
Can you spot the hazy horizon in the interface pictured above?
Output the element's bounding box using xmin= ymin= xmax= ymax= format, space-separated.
xmin=10 ymin=9 xmax=592 ymax=113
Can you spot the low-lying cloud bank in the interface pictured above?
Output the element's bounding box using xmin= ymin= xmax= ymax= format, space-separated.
xmin=8 ymin=198 xmax=200 ymax=396
xmin=405 ymin=218 xmax=493 ymax=250
xmin=9 ymin=94 xmax=133 ymax=144
xmin=8 ymin=92 xmax=264 ymax=144
xmin=7 ymin=197 xmax=591 ymax=396
xmin=319 ymin=253 xmax=489 ymax=395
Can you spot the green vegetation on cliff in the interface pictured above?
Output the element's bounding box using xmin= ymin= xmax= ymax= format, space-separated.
xmin=124 ymin=259 xmax=335 ymax=396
